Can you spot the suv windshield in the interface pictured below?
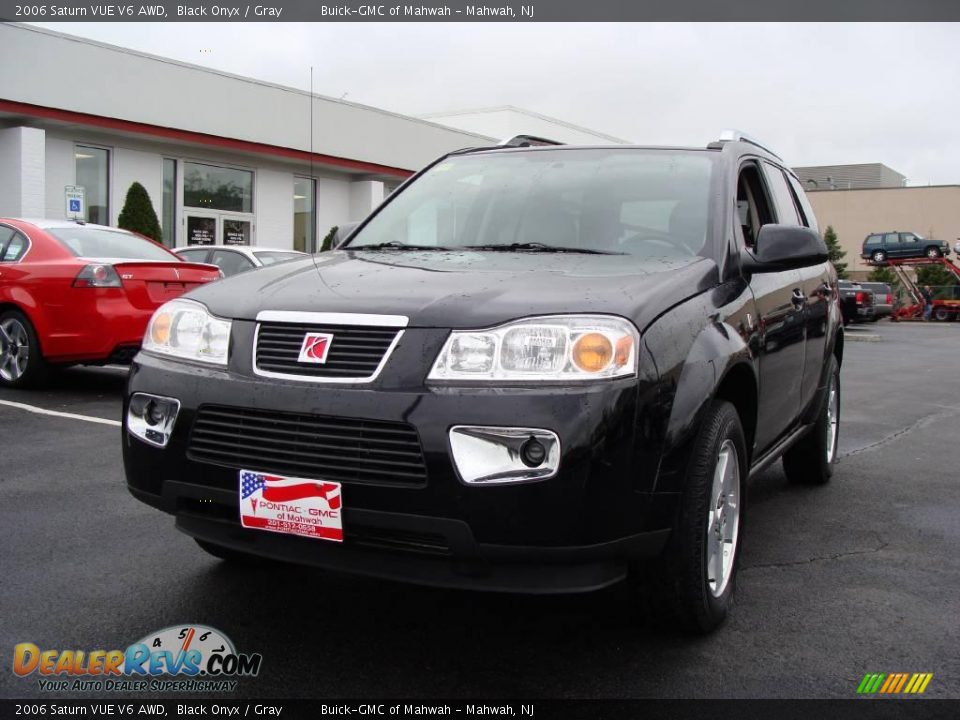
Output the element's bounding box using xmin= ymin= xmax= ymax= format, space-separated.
xmin=48 ymin=227 xmax=176 ymax=261
xmin=346 ymin=149 xmax=716 ymax=257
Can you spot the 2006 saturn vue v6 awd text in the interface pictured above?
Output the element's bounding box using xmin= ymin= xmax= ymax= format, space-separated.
xmin=123 ymin=132 xmax=842 ymax=633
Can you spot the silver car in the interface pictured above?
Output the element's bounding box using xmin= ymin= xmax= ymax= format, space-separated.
xmin=174 ymin=245 xmax=306 ymax=278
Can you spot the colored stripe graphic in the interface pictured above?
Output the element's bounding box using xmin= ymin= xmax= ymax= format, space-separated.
xmin=857 ymin=673 xmax=932 ymax=694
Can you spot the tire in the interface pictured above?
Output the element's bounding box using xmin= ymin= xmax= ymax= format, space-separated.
xmin=872 ymin=250 xmax=886 ymax=263
xmin=644 ymin=400 xmax=747 ymax=634
xmin=933 ymin=307 xmax=952 ymax=322
xmin=0 ymin=309 xmax=48 ymax=389
xmin=783 ymin=355 xmax=840 ymax=485
xmin=926 ymin=247 xmax=941 ymax=259
xmin=195 ymin=538 xmax=263 ymax=564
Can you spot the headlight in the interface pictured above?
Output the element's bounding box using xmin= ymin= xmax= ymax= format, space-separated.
xmin=142 ymin=299 xmax=231 ymax=365
xmin=428 ymin=315 xmax=638 ymax=382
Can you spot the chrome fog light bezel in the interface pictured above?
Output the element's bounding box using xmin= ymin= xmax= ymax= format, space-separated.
xmin=448 ymin=426 xmax=561 ymax=485
xmin=127 ymin=393 xmax=180 ymax=448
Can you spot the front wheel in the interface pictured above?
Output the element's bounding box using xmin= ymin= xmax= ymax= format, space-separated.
xmin=783 ymin=355 xmax=840 ymax=485
xmin=645 ymin=400 xmax=747 ymax=634
xmin=926 ymin=247 xmax=942 ymax=259
xmin=0 ymin=310 xmax=47 ymax=389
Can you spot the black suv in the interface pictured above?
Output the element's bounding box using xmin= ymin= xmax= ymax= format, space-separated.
xmin=862 ymin=231 xmax=951 ymax=263
xmin=123 ymin=132 xmax=842 ymax=633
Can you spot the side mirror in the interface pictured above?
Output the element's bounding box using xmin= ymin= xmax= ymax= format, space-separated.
xmin=741 ymin=224 xmax=828 ymax=273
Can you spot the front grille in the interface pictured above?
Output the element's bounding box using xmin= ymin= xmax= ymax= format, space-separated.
xmin=187 ymin=405 xmax=428 ymax=487
xmin=254 ymin=322 xmax=400 ymax=380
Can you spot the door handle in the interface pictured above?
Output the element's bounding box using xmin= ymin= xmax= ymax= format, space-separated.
xmin=791 ymin=289 xmax=805 ymax=307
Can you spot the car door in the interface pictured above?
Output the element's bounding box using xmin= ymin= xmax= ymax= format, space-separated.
xmin=900 ymin=232 xmax=921 ymax=259
xmin=883 ymin=232 xmax=901 ymax=258
xmin=737 ymin=161 xmax=806 ymax=453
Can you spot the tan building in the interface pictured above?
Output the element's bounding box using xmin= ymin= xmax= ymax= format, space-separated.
xmin=805 ymin=186 xmax=960 ymax=278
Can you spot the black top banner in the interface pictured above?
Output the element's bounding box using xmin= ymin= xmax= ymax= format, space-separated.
xmin=2 ymin=0 xmax=960 ymax=21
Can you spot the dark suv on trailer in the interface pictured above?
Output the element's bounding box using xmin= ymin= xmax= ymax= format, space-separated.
xmin=123 ymin=132 xmax=843 ymax=633
xmin=862 ymin=231 xmax=951 ymax=263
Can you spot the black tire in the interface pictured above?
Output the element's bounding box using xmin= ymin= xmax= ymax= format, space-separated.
xmin=872 ymin=250 xmax=886 ymax=263
xmin=644 ymin=400 xmax=748 ymax=634
xmin=0 ymin=309 xmax=48 ymax=389
xmin=195 ymin=538 xmax=263 ymax=564
xmin=932 ymin=307 xmax=951 ymax=322
xmin=926 ymin=247 xmax=941 ymax=259
xmin=783 ymin=355 xmax=840 ymax=485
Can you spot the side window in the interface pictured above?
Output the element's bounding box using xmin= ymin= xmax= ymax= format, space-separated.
xmin=736 ymin=163 xmax=775 ymax=248
xmin=786 ymin=174 xmax=819 ymax=232
xmin=0 ymin=226 xmax=14 ymax=259
xmin=209 ymin=250 xmax=255 ymax=277
xmin=864 ymin=234 xmax=881 ymax=246
xmin=900 ymin=232 xmax=918 ymax=244
xmin=883 ymin=232 xmax=899 ymax=246
xmin=761 ymin=162 xmax=802 ymax=226
xmin=2 ymin=232 xmax=28 ymax=262
xmin=178 ymin=249 xmax=209 ymax=263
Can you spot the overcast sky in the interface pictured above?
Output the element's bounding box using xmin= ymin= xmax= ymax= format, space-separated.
xmin=34 ymin=22 xmax=960 ymax=184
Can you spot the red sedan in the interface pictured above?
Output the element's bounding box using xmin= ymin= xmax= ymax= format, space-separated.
xmin=0 ymin=218 xmax=221 ymax=388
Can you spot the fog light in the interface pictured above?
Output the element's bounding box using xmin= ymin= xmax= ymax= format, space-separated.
xmin=127 ymin=393 xmax=180 ymax=448
xmin=449 ymin=426 xmax=560 ymax=485
xmin=520 ymin=437 xmax=547 ymax=467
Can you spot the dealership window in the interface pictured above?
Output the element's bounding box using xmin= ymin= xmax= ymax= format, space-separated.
xmin=293 ymin=177 xmax=316 ymax=252
xmin=75 ymin=146 xmax=110 ymax=225
xmin=161 ymin=159 xmax=177 ymax=247
xmin=183 ymin=162 xmax=253 ymax=212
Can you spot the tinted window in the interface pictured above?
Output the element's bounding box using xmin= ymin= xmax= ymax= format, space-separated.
xmin=786 ymin=174 xmax=819 ymax=233
xmin=883 ymin=233 xmax=899 ymax=245
xmin=48 ymin=227 xmax=177 ymax=261
xmin=347 ymin=149 xmax=717 ymax=257
xmin=0 ymin=226 xmax=14 ymax=258
xmin=864 ymin=235 xmax=881 ymax=246
xmin=183 ymin=162 xmax=253 ymax=213
xmin=253 ymin=251 xmax=303 ymax=266
xmin=177 ymin=248 xmax=209 ymax=263
xmin=209 ymin=249 xmax=255 ymax=277
xmin=900 ymin=233 xmax=919 ymax=244
xmin=762 ymin=162 xmax=801 ymax=226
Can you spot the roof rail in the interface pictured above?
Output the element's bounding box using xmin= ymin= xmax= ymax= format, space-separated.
xmin=714 ymin=129 xmax=782 ymax=161
xmin=498 ymin=134 xmax=565 ymax=148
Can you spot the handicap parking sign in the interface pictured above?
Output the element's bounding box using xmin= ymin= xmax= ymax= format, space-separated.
xmin=65 ymin=186 xmax=85 ymax=219
xmin=69 ymin=199 xmax=81 ymax=213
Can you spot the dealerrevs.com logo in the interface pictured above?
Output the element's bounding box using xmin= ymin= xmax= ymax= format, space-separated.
xmin=13 ymin=625 xmax=262 ymax=692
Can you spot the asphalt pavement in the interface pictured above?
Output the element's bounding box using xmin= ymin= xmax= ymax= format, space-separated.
xmin=2 ymin=321 xmax=958 ymax=699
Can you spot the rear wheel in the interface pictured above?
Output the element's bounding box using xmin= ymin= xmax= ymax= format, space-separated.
xmin=783 ymin=355 xmax=840 ymax=485
xmin=0 ymin=310 xmax=47 ymax=389
xmin=933 ymin=307 xmax=952 ymax=322
xmin=642 ymin=400 xmax=747 ymax=634
xmin=872 ymin=250 xmax=886 ymax=263
xmin=926 ymin=247 xmax=942 ymax=259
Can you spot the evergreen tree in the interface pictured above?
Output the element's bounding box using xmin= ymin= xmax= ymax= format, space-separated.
xmin=916 ymin=264 xmax=960 ymax=289
xmin=117 ymin=182 xmax=162 ymax=243
xmin=866 ymin=266 xmax=897 ymax=284
xmin=823 ymin=226 xmax=847 ymax=279
xmin=320 ymin=225 xmax=338 ymax=252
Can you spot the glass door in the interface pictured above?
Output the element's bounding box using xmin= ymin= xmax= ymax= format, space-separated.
xmin=186 ymin=213 xmax=217 ymax=246
xmin=183 ymin=213 xmax=253 ymax=246
xmin=222 ymin=216 xmax=252 ymax=246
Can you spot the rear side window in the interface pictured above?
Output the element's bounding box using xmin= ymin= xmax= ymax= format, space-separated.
xmin=761 ymin=162 xmax=802 ymax=226
xmin=48 ymin=227 xmax=176 ymax=261
xmin=209 ymin=249 xmax=255 ymax=276
xmin=883 ymin=232 xmax=899 ymax=245
xmin=0 ymin=226 xmax=15 ymax=259
xmin=786 ymin=174 xmax=819 ymax=233
xmin=2 ymin=232 xmax=28 ymax=261
xmin=864 ymin=235 xmax=881 ymax=246
xmin=178 ymin=248 xmax=210 ymax=263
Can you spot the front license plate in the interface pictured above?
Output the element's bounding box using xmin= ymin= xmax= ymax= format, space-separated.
xmin=239 ymin=469 xmax=343 ymax=542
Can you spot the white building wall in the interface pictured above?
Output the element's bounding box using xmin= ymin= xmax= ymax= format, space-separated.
xmin=113 ymin=148 xmax=162 ymax=225
xmin=349 ymin=181 xmax=385 ymax=221
xmin=0 ymin=127 xmax=46 ymax=217
xmin=44 ymin=135 xmax=78 ymax=219
xmin=315 ymin=176 xmax=352 ymax=240
xmin=255 ymin=168 xmax=294 ymax=248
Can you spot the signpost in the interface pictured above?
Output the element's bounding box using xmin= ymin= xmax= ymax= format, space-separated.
xmin=65 ymin=186 xmax=85 ymax=220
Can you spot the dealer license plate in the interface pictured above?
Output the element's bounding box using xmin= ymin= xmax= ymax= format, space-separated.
xmin=238 ymin=469 xmax=343 ymax=542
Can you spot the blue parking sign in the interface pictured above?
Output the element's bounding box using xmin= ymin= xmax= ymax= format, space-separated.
xmin=69 ymin=199 xmax=81 ymax=212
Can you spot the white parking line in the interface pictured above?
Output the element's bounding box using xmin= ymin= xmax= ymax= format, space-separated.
xmin=0 ymin=399 xmax=121 ymax=427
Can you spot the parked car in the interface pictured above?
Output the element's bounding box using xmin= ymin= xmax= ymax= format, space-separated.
xmin=123 ymin=132 xmax=842 ymax=634
xmin=859 ymin=282 xmax=893 ymax=320
xmin=861 ymin=231 xmax=951 ymax=263
xmin=174 ymin=245 xmax=306 ymax=278
xmin=0 ymin=219 xmax=221 ymax=388
xmin=837 ymin=281 xmax=875 ymax=324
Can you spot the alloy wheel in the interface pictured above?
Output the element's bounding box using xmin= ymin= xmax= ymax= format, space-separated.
xmin=0 ymin=317 xmax=30 ymax=382
xmin=706 ymin=439 xmax=741 ymax=597
xmin=825 ymin=372 xmax=839 ymax=463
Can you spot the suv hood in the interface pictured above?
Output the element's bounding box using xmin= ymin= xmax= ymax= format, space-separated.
xmin=185 ymin=250 xmax=719 ymax=331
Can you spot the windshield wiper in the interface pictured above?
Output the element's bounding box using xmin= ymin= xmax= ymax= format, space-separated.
xmin=463 ymin=242 xmax=625 ymax=255
xmin=347 ymin=242 xmax=454 ymax=251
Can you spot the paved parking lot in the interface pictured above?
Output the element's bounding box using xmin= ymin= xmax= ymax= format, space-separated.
xmin=2 ymin=321 xmax=958 ymax=699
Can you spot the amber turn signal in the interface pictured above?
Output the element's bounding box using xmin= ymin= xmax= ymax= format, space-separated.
xmin=572 ymin=332 xmax=614 ymax=372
